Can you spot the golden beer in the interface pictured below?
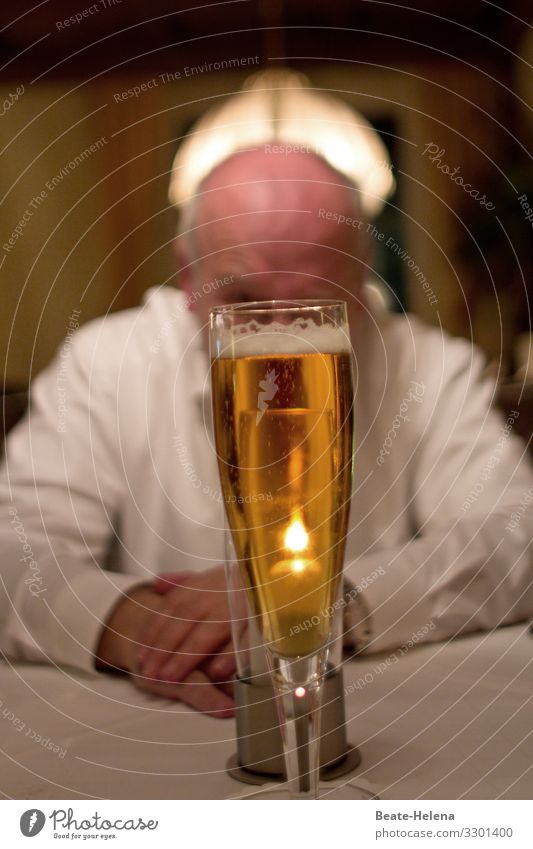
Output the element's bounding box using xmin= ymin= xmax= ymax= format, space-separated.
xmin=212 ymin=347 xmax=353 ymax=657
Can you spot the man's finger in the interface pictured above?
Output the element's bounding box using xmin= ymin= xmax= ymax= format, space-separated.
xmin=203 ymin=640 xmax=237 ymax=683
xmin=132 ymin=668 xmax=235 ymax=718
xmin=215 ymin=678 xmax=235 ymax=699
xmin=157 ymin=620 xmax=231 ymax=683
xmin=152 ymin=572 xmax=191 ymax=594
xmin=140 ymin=615 xmax=198 ymax=678
xmin=138 ymin=593 xmax=199 ymax=671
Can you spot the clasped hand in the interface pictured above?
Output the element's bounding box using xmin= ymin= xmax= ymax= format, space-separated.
xmin=97 ymin=566 xmax=240 ymax=717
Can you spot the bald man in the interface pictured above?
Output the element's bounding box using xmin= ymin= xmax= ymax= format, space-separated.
xmin=1 ymin=150 xmax=532 ymax=717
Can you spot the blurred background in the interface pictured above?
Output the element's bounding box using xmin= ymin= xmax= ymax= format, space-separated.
xmin=1 ymin=0 xmax=532 ymax=426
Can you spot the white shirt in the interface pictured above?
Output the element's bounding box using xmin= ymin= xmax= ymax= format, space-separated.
xmin=1 ymin=286 xmax=532 ymax=674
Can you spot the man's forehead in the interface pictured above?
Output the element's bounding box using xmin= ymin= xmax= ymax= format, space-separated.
xmin=193 ymin=148 xmax=359 ymax=234
xmin=199 ymin=147 xmax=355 ymax=195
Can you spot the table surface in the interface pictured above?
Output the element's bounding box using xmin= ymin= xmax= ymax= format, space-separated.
xmin=1 ymin=624 xmax=531 ymax=800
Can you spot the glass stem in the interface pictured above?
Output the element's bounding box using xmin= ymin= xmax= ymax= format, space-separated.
xmin=268 ymin=650 xmax=328 ymax=799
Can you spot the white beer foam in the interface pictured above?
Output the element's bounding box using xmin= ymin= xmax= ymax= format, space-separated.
xmin=218 ymin=320 xmax=351 ymax=357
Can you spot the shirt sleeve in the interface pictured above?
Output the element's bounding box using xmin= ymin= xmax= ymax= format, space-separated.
xmin=344 ymin=336 xmax=533 ymax=653
xmin=0 ymin=324 xmax=143 ymax=674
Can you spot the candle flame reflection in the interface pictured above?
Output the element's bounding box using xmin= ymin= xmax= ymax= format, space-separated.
xmin=284 ymin=517 xmax=309 ymax=553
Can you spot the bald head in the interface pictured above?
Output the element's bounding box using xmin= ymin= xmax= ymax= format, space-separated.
xmin=175 ymin=148 xmax=370 ymax=329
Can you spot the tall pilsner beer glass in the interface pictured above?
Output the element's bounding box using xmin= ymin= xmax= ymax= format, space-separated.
xmin=210 ymin=300 xmax=354 ymax=799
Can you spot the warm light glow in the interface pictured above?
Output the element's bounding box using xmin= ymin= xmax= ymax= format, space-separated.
xmin=271 ymin=557 xmax=320 ymax=577
xmin=295 ymin=686 xmax=306 ymax=698
xmin=169 ymin=70 xmax=395 ymax=218
xmin=284 ymin=518 xmax=309 ymax=553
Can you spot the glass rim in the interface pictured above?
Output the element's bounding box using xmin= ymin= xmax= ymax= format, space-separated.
xmin=209 ymin=298 xmax=348 ymax=317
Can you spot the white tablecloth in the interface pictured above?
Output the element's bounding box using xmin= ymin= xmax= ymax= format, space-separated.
xmin=0 ymin=624 xmax=531 ymax=799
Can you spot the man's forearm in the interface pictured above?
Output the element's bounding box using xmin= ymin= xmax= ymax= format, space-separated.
xmin=344 ymin=508 xmax=533 ymax=654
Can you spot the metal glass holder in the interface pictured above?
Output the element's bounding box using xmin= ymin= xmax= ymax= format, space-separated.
xmin=226 ymin=666 xmax=361 ymax=785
